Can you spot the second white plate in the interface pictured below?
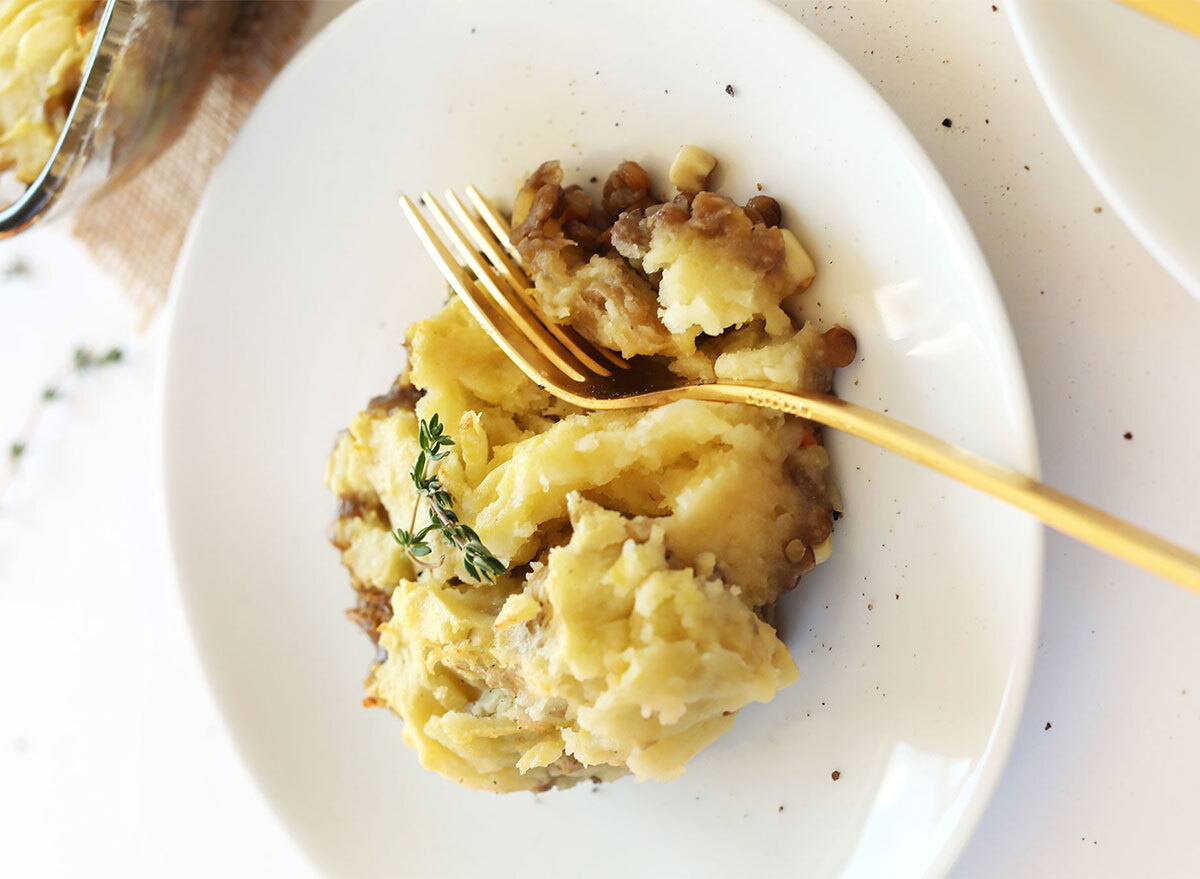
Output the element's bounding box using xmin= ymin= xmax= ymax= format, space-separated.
xmin=1010 ymin=0 xmax=1200 ymax=299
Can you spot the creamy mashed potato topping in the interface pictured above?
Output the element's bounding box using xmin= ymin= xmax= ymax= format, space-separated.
xmin=0 ymin=0 xmax=99 ymax=182
xmin=327 ymin=153 xmax=856 ymax=792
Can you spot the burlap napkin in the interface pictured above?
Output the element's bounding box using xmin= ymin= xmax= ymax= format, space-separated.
xmin=72 ymin=0 xmax=313 ymax=320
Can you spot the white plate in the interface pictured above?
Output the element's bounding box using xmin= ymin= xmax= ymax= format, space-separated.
xmin=1010 ymin=0 xmax=1200 ymax=299
xmin=161 ymin=1 xmax=1042 ymax=876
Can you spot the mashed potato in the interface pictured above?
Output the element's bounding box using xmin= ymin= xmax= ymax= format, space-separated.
xmin=327 ymin=153 xmax=855 ymax=792
xmin=0 ymin=0 xmax=99 ymax=182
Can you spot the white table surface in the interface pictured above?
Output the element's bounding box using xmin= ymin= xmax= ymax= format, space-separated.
xmin=1 ymin=2 xmax=1197 ymax=876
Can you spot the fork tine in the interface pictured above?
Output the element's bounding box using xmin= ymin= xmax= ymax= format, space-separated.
xmin=418 ymin=192 xmax=590 ymax=383
xmin=447 ymin=189 xmax=530 ymax=300
xmin=444 ymin=189 xmax=616 ymax=377
xmin=399 ymin=195 xmax=579 ymax=389
xmin=465 ymin=185 xmax=523 ymax=265
xmin=465 ymin=185 xmax=629 ymax=371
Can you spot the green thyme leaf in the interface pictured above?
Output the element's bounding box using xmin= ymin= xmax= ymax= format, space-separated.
xmin=74 ymin=346 xmax=125 ymax=372
xmin=392 ymin=414 xmax=505 ymax=583
xmin=3 ymin=259 xmax=29 ymax=279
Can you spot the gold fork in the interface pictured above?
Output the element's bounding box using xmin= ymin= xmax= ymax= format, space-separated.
xmin=400 ymin=188 xmax=1200 ymax=594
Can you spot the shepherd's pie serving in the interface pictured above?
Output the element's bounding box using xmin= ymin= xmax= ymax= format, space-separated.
xmin=327 ymin=149 xmax=856 ymax=792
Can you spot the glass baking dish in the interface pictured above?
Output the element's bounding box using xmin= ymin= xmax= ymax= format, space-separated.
xmin=0 ymin=0 xmax=238 ymax=237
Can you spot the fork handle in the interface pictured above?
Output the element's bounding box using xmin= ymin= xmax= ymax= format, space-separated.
xmin=685 ymin=383 xmax=1200 ymax=593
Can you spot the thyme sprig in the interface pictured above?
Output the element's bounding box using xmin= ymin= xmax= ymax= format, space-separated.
xmin=4 ymin=345 xmax=125 ymax=490
xmin=391 ymin=414 xmax=506 ymax=583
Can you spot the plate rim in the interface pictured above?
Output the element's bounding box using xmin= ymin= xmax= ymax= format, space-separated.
xmin=159 ymin=0 xmax=1045 ymax=875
